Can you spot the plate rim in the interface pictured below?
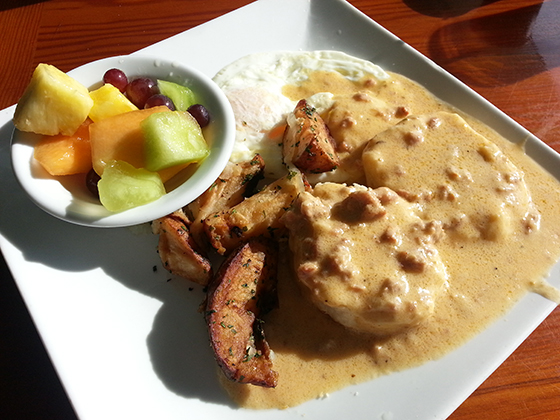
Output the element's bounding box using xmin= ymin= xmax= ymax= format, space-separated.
xmin=1 ymin=0 xmax=559 ymax=419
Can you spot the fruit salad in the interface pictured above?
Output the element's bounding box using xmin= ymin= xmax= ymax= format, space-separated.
xmin=13 ymin=63 xmax=211 ymax=213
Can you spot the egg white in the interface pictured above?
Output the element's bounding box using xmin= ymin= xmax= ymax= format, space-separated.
xmin=213 ymin=51 xmax=389 ymax=179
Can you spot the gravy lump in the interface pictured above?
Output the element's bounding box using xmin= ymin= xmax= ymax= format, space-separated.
xmin=282 ymin=184 xmax=449 ymax=335
xmin=363 ymin=111 xmax=541 ymax=241
xmin=220 ymin=68 xmax=560 ymax=409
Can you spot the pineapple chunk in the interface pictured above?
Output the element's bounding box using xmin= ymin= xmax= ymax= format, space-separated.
xmin=89 ymin=84 xmax=138 ymax=122
xmin=14 ymin=63 xmax=93 ymax=136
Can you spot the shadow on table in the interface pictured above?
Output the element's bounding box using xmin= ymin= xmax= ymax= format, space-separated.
xmin=0 ymin=118 xmax=234 ymax=410
xmin=402 ymin=0 xmax=503 ymax=18
xmin=1 ymin=0 xmax=48 ymax=12
xmin=428 ymin=2 xmax=560 ymax=87
xmin=0 ymin=254 xmax=79 ymax=419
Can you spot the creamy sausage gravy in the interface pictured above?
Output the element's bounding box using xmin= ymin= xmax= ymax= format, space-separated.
xmin=219 ymin=70 xmax=560 ymax=409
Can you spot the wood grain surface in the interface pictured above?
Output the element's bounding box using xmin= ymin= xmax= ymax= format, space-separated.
xmin=1 ymin=1 xmax=559 ymax=419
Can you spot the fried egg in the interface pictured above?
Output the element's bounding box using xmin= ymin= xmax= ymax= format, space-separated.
xmin=213 ymin=51 xmax=389 ymax=179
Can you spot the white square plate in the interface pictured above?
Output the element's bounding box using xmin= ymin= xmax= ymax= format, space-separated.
xmin=1 ymin=0 xmax=559 ymax=419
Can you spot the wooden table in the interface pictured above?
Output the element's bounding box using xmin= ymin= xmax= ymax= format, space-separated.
xmin=1 ymin=0 xmax=559 ymax=418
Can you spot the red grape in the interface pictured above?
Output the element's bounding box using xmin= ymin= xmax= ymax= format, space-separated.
xmin=103 ymin=68 xmax=128 ymax=93
xmin=85 ymin=168 xmax=101 ymax=199
xmin=145 ymin=94 xmax=175 ymax=110
xmin=126 ymin=77 xmax=159 ymax=108
xmin=187 ymin=104 xmax=210 ymax=127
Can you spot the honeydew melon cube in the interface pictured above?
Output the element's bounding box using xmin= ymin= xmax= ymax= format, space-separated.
xmin=157 ymin=80 xmax=197 ymax=111
xmin=89 ymin=84 xmax=138 ymax=122
xmin=14 ymin=63 xmax=93 ymax=136
xmin=98 ymin=160 xmax=165 ymax=212
xmin=142 ymin=111 xmax=209 ymax=172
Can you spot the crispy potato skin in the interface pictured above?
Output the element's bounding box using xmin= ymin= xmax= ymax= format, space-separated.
xmin=187 ymin=155 xmax=265 ymax=248
xmin=203 ymin=170 xmax=306 ymax=255
xmin=205 ymin=237 xmax=279 ymax=387
xmin=188 ymin=154 xmax=265 ymax=221
xmin=283 ymin=99 xmax=339 ymax=173
xmin=152 ymin=209 xmax=213 ymax=285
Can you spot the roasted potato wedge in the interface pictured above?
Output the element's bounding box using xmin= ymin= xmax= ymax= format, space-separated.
xmin=205 ymin=237 xmax=279 ymax=387
xmin=152 ymin=209 xmax=213 ymax=285
xmin=187 ymin=154 xmax=265 ymax=247
xmin=283 ymin=99 xmax=339 ymax=173
xmin=203 ymin=169 xmax=306 ymax=255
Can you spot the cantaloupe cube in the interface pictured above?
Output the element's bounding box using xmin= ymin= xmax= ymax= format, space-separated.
xmin=89 ymin=84 xmax=138 ymax=122
xmin=89 ymin=106 xmax=192 ymax=183
xmin=89 ymin=106 xmax=169 ymax=176
xmin=157 ymin=162 xmax=191 ymax=183
xmin=14 ymin=63 xmax=93 ymax=136
xmin=34 ymin=119 xmax=92 ymax=176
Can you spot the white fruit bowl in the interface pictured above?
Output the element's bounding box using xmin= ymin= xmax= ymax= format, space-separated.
xmin=10 ymin=55 xmax=236 ymax=228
